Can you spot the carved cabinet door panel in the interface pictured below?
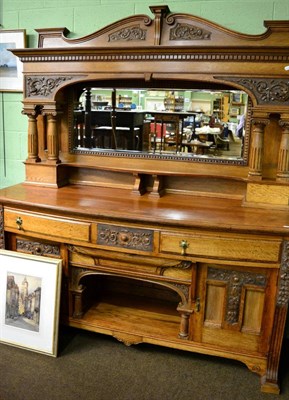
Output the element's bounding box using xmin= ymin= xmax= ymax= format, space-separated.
xmin=190 ymin=263 xmax=278 ymax=356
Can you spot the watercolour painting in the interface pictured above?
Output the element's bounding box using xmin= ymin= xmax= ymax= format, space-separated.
xmin=0 ymin=250 xmax=62 ymax=356
xmin=0 ymin=30 xmax=26 ymax=92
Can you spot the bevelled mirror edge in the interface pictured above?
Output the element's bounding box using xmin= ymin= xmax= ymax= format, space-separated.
xmin=68 ymin=83 xmax=251 ymax=166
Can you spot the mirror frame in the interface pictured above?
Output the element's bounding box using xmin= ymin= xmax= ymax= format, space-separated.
xmin=11 ymin=5 xmax=289 ymax=179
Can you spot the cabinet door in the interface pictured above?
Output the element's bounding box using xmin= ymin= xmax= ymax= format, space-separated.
xmin=190 ymin=263 xmax=278 ymax=355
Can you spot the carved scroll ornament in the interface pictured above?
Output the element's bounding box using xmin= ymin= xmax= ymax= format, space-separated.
xmin=221 ymin=77 xmax=289 ymax=105
xmin=109 ymin=25 xmax=146 ymax=42
xmin=26 ymin=76 xmax=73 ymax=98
xmin=170 ymin=23 xmax=211 ymax=40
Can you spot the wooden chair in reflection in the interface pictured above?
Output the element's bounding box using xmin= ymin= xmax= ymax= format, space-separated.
xmin=150 ymin=114 xmax=181 ymax=153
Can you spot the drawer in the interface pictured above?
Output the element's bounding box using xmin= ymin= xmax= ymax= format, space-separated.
xmin=15 ymin=236 xmax=61 ymax=257
xmin=69 ymin=246 xmax=193 ymax=282
xmin=97 ymin=223 xmax=154 ymax=252
xmin=160 ymin=232 xmax=281 ymax=262
xmin=4 ymin=209 xmax=91 ymax=243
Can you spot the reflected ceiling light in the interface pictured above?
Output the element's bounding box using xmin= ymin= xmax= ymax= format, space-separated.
xmin=285 ymin=66 xmax=289 ymax=71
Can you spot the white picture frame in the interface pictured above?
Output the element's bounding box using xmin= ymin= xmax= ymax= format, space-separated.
xmin=0 ymin=250 xmax=62 ymax=356
xmin=0 ymin=29 xmax=26 ymax=92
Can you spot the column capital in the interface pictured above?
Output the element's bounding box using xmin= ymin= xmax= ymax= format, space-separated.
xmin=251 ymin=118 xmax=270 ymax=126
xmin=41 ymin=103 xmax=62 ymax=117
xmin=279 ymin=119 xmax=289 ymax=129
xmin=22 ymin=104 xmax=43 ymax=117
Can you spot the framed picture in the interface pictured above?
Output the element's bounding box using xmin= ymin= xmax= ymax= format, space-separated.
xmin=0 ymin=29 xmax=26 ymax=92
xmin=0 ymin=250 xmax=62 ymax=356
xmin=231 ymin=92 xmax=242 ymax=103
xmin=230 ymin=107 xmax=240 ymax=116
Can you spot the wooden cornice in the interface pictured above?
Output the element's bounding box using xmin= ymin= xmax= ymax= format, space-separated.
xmin=10 ymin=5 xmax=289 ymax=53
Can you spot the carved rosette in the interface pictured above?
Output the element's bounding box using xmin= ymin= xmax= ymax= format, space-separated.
xmin=277 ymin=241 xmax=289 ymax=306
xmin=208 ymin=267 xmax=267 ymax=324
xmin=97 ymin=224 xmax=153 ymax=252
xmin=26 ymin=76 xmax=73 ymax=98
xmin=170 ymin=23 xmax=211 ymax=40
xmin=109 ymin=26 xmax=146 ymax=42
xmin=0 ymin=205 xmax=4 ymax=249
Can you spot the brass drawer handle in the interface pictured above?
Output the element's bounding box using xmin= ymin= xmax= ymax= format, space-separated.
xmin=179 ymin=239 xmax=189 ymax=256
xmin=16 ymin=217 xmax=23 ymax=230
xmin=34 ymin=246 xmax=42 ymax=254
xmin=119 ymin=232 xmax=129 ymax=243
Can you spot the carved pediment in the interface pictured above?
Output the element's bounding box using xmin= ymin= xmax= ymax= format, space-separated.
xmin=14 ymin=4 xmax=288 ymax=50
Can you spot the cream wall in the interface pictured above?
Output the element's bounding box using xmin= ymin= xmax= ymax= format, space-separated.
xmin=1 ymin=0 xmax=289 ymax=188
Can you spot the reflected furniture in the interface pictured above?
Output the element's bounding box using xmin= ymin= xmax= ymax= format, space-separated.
xmin=150 ymin=111 xmax=195 ymax=153
xmin=181 ymin=139 xmax=214 ymax=154
xmin=1 ymin=5 xmax=289 ymax=394
xmin=74 ymin=108 xmax=145 ymax=150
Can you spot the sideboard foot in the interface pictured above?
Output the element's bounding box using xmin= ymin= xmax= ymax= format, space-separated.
xmin=260 ymin=376 xmax=280 ymax=394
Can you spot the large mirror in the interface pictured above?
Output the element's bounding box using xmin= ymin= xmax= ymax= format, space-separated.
xmin=72 ymin=86 xmax=249 ymax=162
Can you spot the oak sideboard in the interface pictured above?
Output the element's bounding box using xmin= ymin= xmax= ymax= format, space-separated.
xmin=1 ymin=5 xmax=289 ymax=394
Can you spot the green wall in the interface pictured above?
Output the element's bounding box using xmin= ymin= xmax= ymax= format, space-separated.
xmin=1 ymin=0 xmax=289 ymax=188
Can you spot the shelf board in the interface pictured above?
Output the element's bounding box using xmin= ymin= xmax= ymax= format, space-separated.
xmin=69 ymin=293 xmax=181 ymax=340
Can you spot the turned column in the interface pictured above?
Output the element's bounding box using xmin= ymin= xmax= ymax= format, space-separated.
xmin=248 ymin=119 xmax=268 ymax=180
xmin=178 ymin=312 xmax=191 ymax=339
xmin=25 ymin=107 xmax=42 ymax=163
xmin=276 ymin=121 xmax=289 ymax=182
xmin=46 ymin=112 xmax=61 ymax=163
xmin=72 ymin=289 xmax=84 ymax=318
xmin=177 ymin=299 xmax=193 ymax=339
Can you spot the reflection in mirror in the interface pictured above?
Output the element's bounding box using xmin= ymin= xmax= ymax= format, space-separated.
xmin=73 ymin=88 xmax=248 ymax=161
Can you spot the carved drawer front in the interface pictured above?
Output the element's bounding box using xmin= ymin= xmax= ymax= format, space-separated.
xmin=16 ymin=237 xmax=61 ymax=257
xmin=160 ymin=232 xmax=281 ymax=262
xmin=97 ymin=223 xmax=154 ymax=252
xmin=4 ymin=209 xmax=91 ymax=243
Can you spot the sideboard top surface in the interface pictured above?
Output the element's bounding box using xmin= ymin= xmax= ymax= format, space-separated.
xmin=0 ymin=183 xmax=289 ymax=236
